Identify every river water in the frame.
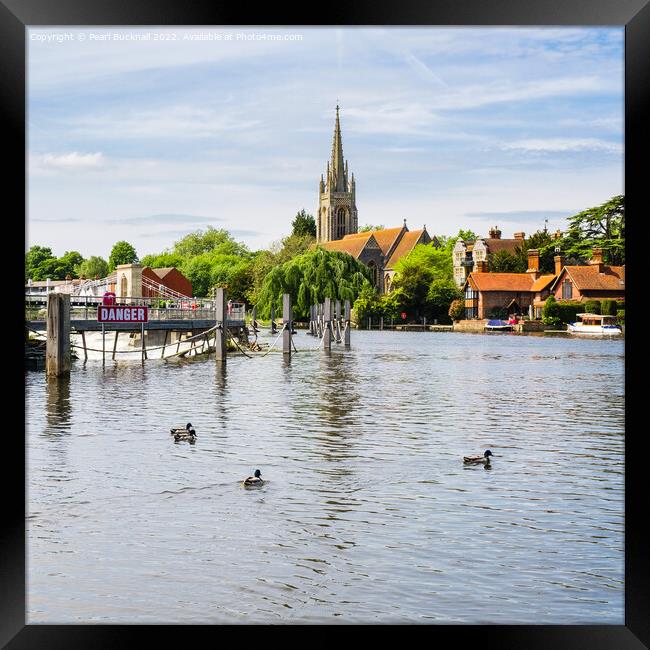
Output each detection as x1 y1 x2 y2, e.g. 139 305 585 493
26 330 625 624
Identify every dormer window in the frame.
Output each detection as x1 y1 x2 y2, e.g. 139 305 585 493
562 279 572 300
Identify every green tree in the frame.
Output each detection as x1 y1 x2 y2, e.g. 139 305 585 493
75 256 109 279
358 224 385 232
108 241 138 271
140 252 185 269
291 210 317 237
25 245 55 281
427 279 462 323
256 248 372 319
488 249 520 273
561 195 625 265
172 227 248 258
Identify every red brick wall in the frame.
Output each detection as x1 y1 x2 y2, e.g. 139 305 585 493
142 268 192 297
479 291 534 318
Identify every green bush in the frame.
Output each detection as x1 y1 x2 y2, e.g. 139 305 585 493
584 299 601 314
542 296 561 327
448 299 465 321
556 300 584 325
601 299 617 316
616 309 625 325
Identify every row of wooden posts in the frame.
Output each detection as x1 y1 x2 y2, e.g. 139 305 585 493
212 289 351 364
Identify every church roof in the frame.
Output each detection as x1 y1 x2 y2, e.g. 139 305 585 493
318 233 378 259
385 229 427 270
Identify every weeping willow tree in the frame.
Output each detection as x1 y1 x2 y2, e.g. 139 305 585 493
256 247 372 319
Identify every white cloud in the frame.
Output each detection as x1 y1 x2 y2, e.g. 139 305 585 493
36 151 105 169
502 138 622 153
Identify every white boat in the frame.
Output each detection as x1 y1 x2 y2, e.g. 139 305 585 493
567 313 622 336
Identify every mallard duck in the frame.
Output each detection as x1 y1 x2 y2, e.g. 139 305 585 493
463 450 493 465
243 469 264 486
172 424 196 443
171 422 194 435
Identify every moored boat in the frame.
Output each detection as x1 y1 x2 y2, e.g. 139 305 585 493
567 313 622 335
485 319 513 331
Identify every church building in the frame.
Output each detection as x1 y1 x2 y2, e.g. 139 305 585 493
317 106 435 293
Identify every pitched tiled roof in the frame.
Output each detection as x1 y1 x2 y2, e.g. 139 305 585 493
467 272 535 292
319 234 377 259
483 238 523 254
363 227 404 255
560 265 625 291
530 274 556 292
385 230 427 269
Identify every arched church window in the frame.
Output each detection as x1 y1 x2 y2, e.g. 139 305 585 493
367 261 378 287
336 208 346 239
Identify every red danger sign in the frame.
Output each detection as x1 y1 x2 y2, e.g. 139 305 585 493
98 305 148 323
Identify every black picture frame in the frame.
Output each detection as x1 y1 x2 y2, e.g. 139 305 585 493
6 0 646 646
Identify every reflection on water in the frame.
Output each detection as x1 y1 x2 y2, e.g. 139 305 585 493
26 331 624 623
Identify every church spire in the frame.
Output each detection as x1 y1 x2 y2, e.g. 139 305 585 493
330 105 346 192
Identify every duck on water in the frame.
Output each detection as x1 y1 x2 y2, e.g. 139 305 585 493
243 469 264 487
170 422 197 443
463 450 493 466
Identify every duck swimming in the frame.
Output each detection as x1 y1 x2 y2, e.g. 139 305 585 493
174 429 196 443
463 450 493 465
171 422 194 435
243 469 264 486
171 423 196 443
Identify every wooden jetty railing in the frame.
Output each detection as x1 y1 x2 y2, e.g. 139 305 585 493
27 290 352 378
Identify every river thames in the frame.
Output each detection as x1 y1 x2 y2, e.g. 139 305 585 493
26 330 624 623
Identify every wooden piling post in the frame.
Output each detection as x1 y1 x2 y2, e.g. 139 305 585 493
161 330 169 358
344 299 351 348
323 297 332 351
81 331 88 362
141 323 147 361
270 305 277 334
215 287 227 364
282 293 292 358
112 331 119 360
335 300 341 342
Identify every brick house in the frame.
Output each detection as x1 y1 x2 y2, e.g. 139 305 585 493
548 248 625 303
462 249 553 319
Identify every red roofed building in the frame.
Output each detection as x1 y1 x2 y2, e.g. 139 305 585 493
319 221 434 293
463 246 625 319
549 248 624 303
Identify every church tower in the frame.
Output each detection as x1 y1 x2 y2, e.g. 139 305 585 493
317 105 358 243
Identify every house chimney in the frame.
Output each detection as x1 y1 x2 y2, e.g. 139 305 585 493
514 232 526 240
554 254 565 277
488 226 501 239
590 247 604 273
475 260 488 273
527 249 540 279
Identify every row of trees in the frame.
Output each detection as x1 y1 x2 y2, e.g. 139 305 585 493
25 195 624 324
25 241 138 281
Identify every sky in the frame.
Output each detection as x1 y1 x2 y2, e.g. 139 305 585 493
27 26 624 259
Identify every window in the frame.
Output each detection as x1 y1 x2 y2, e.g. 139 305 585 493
336 208 346 239
562 279 572 300
465 286 478 319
